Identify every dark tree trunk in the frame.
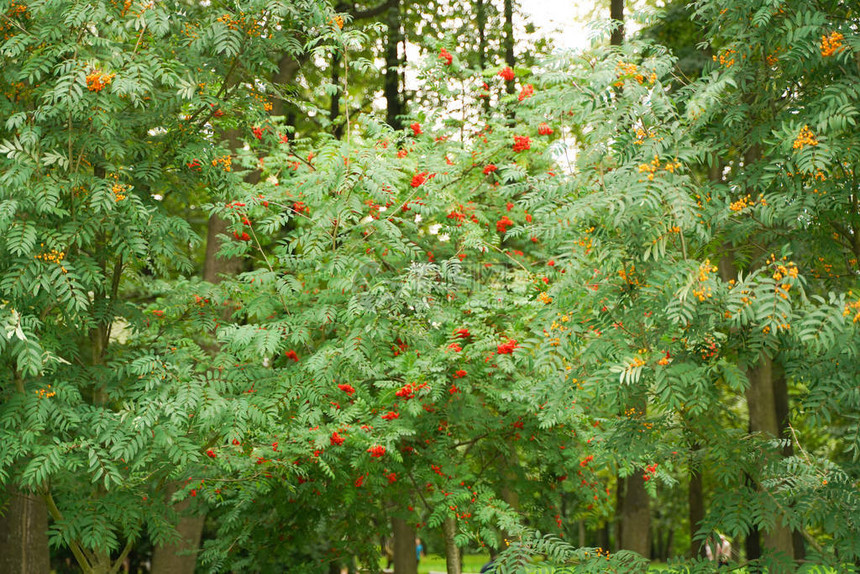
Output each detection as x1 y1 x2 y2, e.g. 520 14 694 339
0 485 50 574
614 472 623 552
610 0 624 46
476 0 487 70
689 444 704 559
619 473 651 558
384 0 404 130
442 516 461 574
597 521 610 551
330 50 343 139
270 54 302 120
745 357 795 566
392 516 417 574
502 0 515 95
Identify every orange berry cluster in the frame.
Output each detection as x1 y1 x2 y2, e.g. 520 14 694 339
793 125 818 150
614 62 654 86
329 15 344 29
712 49 737 68
618 263 641 287
86 70 115 92
211 155 232 172
844 298 860 323
35 245 66 273
820 32 845 57
35 384 56 399
216 11 262 36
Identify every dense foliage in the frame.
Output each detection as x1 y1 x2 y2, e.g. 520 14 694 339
1 0 858 572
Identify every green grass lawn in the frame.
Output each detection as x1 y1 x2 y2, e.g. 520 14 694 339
408 556 838 573
417 554 490 573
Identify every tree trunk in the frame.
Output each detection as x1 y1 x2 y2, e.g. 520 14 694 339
476 0 487 70
619 473 651 559
202 214 244 283
150 484 206 574
745 356 795 568
392 516 417 574
502 0 515 95
689 444 704 559
0 485 50 574
442 515 461 574
330 50 343 139
610 0 624 46
614 472 623 552
384 0 404 130
270 54 302 120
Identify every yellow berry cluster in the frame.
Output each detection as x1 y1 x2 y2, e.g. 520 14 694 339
211 155 232 172
820 32 845 57
544 312 572 347
638 155 681 181
614 62 655 86
693 259 717 302
793 125 818 150
730 193 765 212
35 245 67 273
633 127 662 145
35 384 56 399
574 227 594 252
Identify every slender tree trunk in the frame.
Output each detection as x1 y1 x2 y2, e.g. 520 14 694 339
442 516 461 574
618 398 651 559
614 472 623 552
270 54 302 120
745 357 795 568
476 0 487 70
689 444 704 559
610 0 624 46
202 214 244 283
392 516 417 574
619 473 651 558
502 0 515 95
0 485 50 574
384 0 404 130
330 50 343 139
